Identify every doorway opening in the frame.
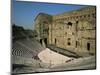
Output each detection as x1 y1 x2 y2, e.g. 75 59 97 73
76 41 78 48
40 39 42 45
44 38 47 46
55 38 56 45
87 43 90 51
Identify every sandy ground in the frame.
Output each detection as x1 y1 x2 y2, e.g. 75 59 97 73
38 48 73 65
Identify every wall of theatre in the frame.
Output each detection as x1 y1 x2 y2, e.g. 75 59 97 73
49 6 96 54
34 6 96 55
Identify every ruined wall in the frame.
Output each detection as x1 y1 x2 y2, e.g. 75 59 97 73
34 6 96 55
49 6 96 55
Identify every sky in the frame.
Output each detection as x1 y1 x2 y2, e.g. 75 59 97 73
12 0 87 30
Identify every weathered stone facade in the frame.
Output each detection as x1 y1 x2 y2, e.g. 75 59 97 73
34 6 96 56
